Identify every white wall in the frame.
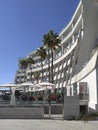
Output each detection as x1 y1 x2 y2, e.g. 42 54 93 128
80 69 97 111
76 0 98 73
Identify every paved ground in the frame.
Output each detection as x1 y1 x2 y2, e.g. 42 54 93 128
0 119 98 130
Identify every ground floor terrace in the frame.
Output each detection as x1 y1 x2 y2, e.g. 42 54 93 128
0 56 98 119
0 81 89 119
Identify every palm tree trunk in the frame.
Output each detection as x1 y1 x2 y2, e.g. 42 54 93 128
24 69 27 82
51 48 54 84
48 49 51 82
37 78 38 84
41 61 43 82
30 66 32 82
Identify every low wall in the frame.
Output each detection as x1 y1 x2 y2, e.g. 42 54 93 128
0 107 43 119
44 104 63 114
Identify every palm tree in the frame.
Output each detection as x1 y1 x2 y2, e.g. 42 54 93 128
34 71 40 84
27 56 35 82
27 57 34 65
43 30 61 83
36 46 47 81
19 57 34 82
19 58 28 82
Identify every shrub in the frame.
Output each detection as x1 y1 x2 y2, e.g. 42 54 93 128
80 112 98 121
28 96 35 101
21 93 28 101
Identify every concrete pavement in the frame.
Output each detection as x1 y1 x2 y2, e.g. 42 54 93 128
0 119 98 130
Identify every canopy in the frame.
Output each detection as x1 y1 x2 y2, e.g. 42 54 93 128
16 82 34 92
39 82 55 87
0 83 17 88
18 82 34 86
16 83 42 92
29 84 42 92
38 82 55 92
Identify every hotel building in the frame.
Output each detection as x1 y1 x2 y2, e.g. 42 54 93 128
15 0 98 113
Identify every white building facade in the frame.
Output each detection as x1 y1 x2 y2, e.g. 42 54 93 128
15 0 98 113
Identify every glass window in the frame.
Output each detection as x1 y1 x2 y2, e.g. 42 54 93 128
73 83 77 95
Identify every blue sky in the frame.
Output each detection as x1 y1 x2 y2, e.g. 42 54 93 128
0 0 80 84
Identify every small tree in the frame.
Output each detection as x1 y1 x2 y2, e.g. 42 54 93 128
27 56 34 81
34 71 40 84
19 58 28 82
19 57 34 82
36 46 47 81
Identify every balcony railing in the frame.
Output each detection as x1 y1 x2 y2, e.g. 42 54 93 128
79 94 88 100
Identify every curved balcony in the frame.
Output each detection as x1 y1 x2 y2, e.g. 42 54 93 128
15 0 83 83
28 6 82 72
59 1 82 40
28 32 80 74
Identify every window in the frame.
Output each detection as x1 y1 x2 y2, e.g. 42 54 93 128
73 83 77 95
